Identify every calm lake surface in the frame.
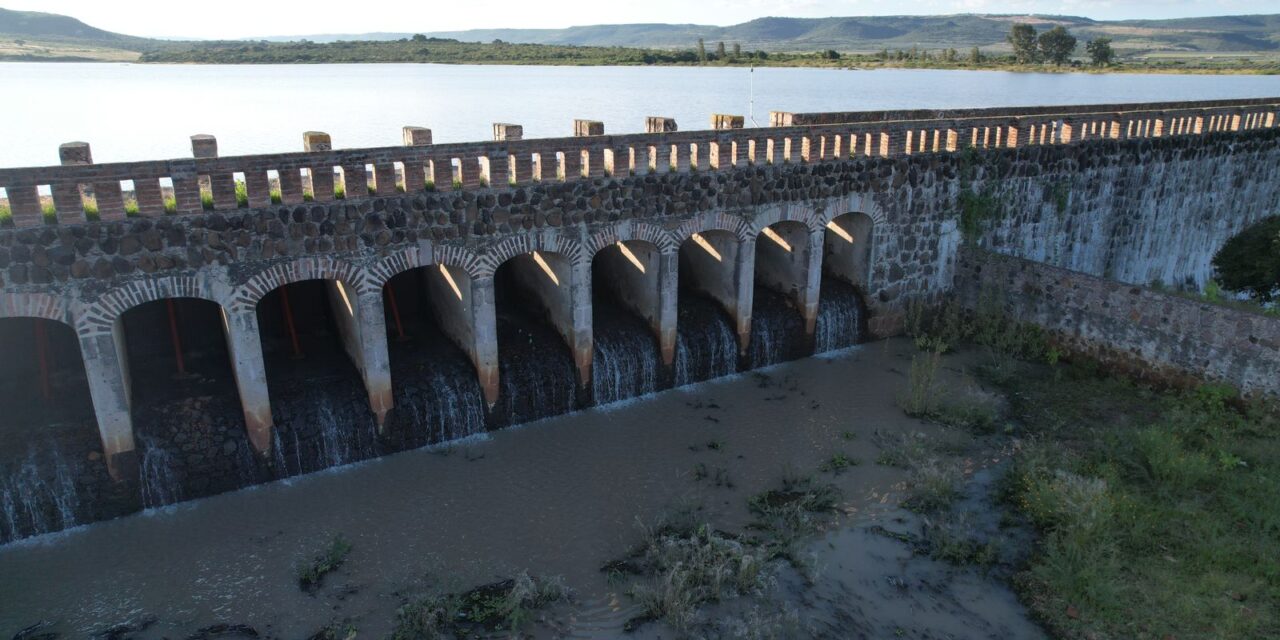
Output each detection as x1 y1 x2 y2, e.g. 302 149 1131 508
1 62 1277 168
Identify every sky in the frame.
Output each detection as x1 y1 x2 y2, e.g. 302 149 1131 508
5 0 1273 39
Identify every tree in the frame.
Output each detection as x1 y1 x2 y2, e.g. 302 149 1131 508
732 42 741 59
697 38 707 63
1038 26 1077 65
969 46 982 64
1086 37 1115 66
824 49 840 60
1008 23 1039 64
716 41 726 59
1212 215 1280 302
411 34 427 42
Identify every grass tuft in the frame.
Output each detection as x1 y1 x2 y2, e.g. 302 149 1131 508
296 534 352 591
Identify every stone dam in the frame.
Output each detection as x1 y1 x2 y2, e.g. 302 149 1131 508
0 97 1277 544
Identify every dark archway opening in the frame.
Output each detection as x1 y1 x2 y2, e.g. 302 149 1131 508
818 213 873 352
0 317 104 543
120 298 257 506
493 253 577 426
381 267 486 449
256 280 378 477
591 242 663 404
675 231 740 386
751 221 810 368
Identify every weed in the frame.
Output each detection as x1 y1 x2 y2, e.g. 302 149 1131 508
819 452 859 474
270 188 282 204
0 203 11 225
296 534 352 591
452 179 463 190
424 180 435 191
924 514 998 567
392 572 566 639
904 460 962 513
898 350 941 416
163 196 178 214
840 430 857 441
873 430 935 468
334 185 346 200
200 191 214 210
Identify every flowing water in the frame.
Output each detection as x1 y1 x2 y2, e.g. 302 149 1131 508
674 293 740 387
815 277 867 354
138 438 183 509
0 445 81 543
591 300 662 405
748 285 810 369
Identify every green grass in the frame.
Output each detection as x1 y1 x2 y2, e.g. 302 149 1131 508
200 191 214 210
296 534 352 591
162 196 177 214
819 452 860 474
234 180 248 207
998 369 1280 640
0 203 11 226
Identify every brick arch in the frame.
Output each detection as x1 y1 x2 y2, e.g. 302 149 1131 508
365 246 422 292
585 221 676 258
78 275 217 338
0 291 74 327
672 212 752 243
431 244 488 281
818 193 888 227
230 256 368 313
751 202 823 234
478 233 586 278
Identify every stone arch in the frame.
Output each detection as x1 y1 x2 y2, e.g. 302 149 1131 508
78 275 218 338
230 256 368 313
586 221 677 258
480 233 586 278
672 211 752 243
365 246 422 293
430 244 489 280
817 193 888 227
750 202 823 235
0 291 73 326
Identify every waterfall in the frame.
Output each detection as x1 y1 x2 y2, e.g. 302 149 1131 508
592 303 661 406
814 277 866 354
139 438 183 509
270 383 380 478
674 294 739 387
0 445 82 543
495 320 577 427
748 286 807 369
392 359 487 449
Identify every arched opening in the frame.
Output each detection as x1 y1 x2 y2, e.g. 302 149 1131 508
675 230 741 385
818 213 873 352
591 241 663 404
380 265 486 449
493 252 577 425
255 280 379 477
0 317 102 543
751 221 812 367
119 298 256 506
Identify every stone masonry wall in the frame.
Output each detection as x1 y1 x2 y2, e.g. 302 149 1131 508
974 128 1280 290
955 248 1280 398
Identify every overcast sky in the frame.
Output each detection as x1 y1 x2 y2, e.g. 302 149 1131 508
7 0 1272 39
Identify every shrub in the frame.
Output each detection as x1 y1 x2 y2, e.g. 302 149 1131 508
1212 215 1280 302
296 534 352 591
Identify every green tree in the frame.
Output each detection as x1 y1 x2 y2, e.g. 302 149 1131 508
824 49 841 60
716 41 726 59
1086 37 1115 66
1212 216 1280 302
1038 26 1077 65
969 46 982 64
732 42 741 59
1008 23 1039 64
697 38 706 64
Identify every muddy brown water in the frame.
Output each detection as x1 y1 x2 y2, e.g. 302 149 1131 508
0 339 1043 639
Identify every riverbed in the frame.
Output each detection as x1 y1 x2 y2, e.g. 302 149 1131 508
0 339 1042 638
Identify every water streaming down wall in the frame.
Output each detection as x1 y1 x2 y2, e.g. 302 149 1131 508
493 315 578 427
674 293 739 387
814 277 867 354
138 437 183 509
0 444 81 543
270 379 380 478
386 337 488 450
592 300 661 406
748 285 809 369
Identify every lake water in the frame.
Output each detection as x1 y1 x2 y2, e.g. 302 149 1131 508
0 62 1277 168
